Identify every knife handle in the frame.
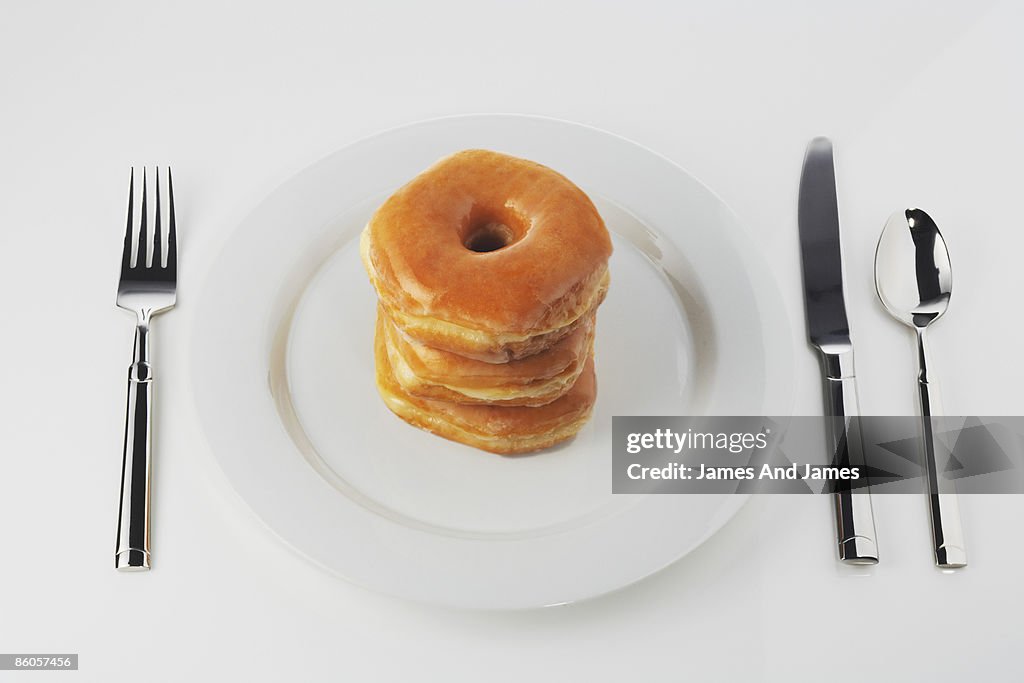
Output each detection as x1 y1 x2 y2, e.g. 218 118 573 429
821 349 879 565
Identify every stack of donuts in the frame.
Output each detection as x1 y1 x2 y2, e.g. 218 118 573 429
360 149 612 454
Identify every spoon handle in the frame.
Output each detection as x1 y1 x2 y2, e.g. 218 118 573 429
916 328 968 568
821 349 879 565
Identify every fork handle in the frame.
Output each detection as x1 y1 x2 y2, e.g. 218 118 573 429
115 320 152 571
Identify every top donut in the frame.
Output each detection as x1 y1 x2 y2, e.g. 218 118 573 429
361 149 612 363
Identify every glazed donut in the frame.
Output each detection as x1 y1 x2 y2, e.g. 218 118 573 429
374 314 596 455
380 305 594 407
361 149 612 362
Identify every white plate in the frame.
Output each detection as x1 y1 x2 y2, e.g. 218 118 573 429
191 115 794 609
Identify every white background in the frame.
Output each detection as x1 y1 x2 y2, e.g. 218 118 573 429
2 1 1023 680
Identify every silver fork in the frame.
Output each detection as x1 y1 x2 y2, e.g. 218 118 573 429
115 167 177 571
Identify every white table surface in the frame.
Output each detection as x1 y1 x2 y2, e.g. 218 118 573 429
2 1 1023 680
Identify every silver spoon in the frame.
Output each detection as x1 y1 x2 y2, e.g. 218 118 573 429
874 208 966 568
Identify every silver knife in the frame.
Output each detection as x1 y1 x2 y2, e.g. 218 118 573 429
797 137 879 565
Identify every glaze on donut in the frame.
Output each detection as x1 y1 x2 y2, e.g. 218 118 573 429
361 149 612 362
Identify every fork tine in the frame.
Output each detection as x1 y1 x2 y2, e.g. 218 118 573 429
153 167 163 269
137 168 148 268
121 168 135 273
166 167 177 274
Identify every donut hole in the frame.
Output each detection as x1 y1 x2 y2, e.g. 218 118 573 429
464 222 515 253
460 205 530 253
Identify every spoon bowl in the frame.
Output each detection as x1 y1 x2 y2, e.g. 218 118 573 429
874 208 952 329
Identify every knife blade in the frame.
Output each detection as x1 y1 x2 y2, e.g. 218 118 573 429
799 138 851 350
797 136 879 565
